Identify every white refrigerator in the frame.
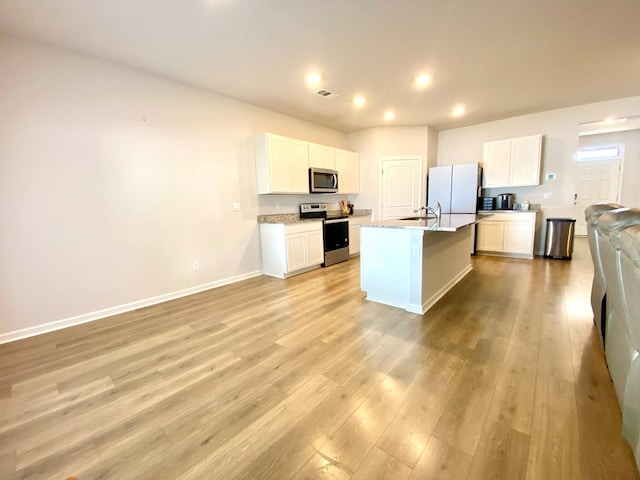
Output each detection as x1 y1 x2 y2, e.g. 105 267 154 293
427 162 481 214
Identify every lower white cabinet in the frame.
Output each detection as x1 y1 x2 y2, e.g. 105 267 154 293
476 220 505 252
348 215 371 255
260 222 324 278
476 212 537 258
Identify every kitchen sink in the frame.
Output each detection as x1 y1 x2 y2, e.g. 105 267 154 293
398 215 437 220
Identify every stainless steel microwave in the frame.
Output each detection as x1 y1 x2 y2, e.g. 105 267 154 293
309 167 338 193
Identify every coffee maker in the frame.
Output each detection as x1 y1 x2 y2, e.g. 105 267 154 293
497 193 515 210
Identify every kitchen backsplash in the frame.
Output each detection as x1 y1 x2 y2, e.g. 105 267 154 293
258 194 355 215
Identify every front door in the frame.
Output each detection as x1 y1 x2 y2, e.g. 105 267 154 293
574 159 621 235
380 157 423 220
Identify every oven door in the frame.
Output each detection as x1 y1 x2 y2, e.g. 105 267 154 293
323 218 349 266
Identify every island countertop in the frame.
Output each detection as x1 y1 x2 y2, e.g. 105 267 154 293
359 213 492 232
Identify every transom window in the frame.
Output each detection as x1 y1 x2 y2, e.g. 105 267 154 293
576 144 623 162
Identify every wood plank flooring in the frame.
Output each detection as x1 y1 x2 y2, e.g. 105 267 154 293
1 238 639 479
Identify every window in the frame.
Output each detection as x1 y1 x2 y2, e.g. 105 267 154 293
576 145 623 162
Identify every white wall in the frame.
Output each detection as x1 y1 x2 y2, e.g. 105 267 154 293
347 126 435 220
437 96 640 252
0 37 347 340
5 36 639 341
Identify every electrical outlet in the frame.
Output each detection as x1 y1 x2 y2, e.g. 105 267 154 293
232 202 241 212
192 260 200 271
411 244 420 256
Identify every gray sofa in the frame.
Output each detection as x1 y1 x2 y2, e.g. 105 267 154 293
619 223 640 466
585 203 623 344
586 204 640 469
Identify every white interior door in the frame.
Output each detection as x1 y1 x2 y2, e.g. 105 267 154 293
574 159 621 235
380 157 422 220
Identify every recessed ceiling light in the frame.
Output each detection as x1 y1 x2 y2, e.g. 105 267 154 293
452 105 465 117
415 74 432 88
353 96 366 107
384 111 395 121
306 72 322 87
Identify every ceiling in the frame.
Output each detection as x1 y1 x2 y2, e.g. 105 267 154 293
579 115 640 136
1 0 639 133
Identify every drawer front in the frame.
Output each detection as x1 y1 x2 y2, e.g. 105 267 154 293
284 221 322 235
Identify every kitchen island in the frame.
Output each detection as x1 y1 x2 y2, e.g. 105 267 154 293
359 214 490 314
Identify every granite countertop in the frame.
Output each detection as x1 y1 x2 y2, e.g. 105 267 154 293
360 213 492 232
478 209 540 213
257 209 372 224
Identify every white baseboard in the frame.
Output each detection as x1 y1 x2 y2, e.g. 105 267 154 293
0 270 263 345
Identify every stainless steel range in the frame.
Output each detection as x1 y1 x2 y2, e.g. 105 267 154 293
299 203 349 267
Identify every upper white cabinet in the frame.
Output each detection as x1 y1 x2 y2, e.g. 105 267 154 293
255 133 309 194
483 134 542 188
335 148 360 194
510 135 543 186
482 140 511 187
255 133 360 195
308 143 336 169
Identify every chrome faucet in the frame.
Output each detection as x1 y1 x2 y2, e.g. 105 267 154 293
414 201 442 221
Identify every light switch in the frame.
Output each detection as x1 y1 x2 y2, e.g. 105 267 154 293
232 202 241 212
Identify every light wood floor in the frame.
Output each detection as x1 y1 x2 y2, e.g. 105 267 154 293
1 238 639 480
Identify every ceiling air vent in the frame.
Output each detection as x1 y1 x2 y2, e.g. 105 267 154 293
314 88 338 99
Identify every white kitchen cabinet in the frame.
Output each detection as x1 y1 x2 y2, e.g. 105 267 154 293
503 220 535 254
348 215 371 255
482 140 511 188
255 133 309 194
476 212 537 258
510 135 543 186
284 232 308 272
476 220 505 252
483 134 542 188
308 143 336 169
335 148 360 194
256 133 360 194
260 222 324 278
